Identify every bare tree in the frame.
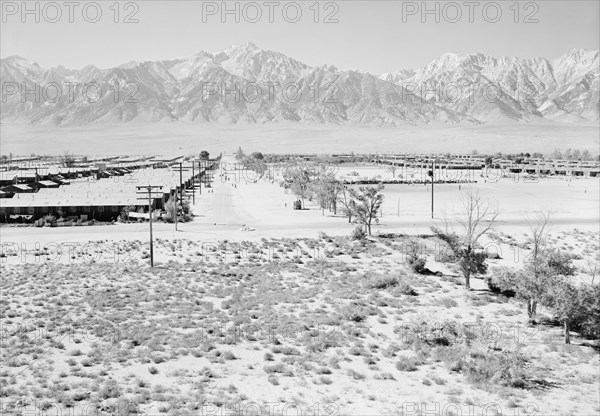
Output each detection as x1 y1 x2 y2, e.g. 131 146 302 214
387 164 398 178
313 178 329 216
434 190 498 289
581 149 592 161
120 205 135 223
284 161 318 209
550 149 563 160
456 190 498 289
564 148 573 160
339 186 356 223
312 173 343 215
324 174 344 214
544 276 584 344
522 212 552 319
488 213 578 331
61 151 76 167
586 260 599 285
349 185 385 236
164 198 179 223
328 179 343 215
234 147 245 160
242 155 267 178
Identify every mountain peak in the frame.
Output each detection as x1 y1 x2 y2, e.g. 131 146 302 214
4 55 26 61
224 41 260 53
81 63 100 71
118 60 139 69
557 48 599 63
242 41 259 50
2 47 598 126
2 55 40 67
563 48 596 56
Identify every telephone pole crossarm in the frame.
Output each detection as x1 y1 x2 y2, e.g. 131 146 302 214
171 162 192 230
136 185 164 267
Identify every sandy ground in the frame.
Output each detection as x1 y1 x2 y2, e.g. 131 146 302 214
1 225 599 415
1 158 599 416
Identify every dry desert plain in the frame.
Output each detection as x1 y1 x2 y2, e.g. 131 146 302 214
1 157 600 416
2 121 599 156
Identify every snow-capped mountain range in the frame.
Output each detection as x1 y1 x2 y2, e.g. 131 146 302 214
1 42 598 126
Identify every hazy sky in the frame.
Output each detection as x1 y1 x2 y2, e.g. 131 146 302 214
1 0 598 73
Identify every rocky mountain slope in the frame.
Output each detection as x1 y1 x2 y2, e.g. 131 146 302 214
1 43 597 126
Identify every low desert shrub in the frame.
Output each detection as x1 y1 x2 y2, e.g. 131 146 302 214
409 257 427 274
366 274 398 289
405 240 427 274
485 269 517 297
340 302 368 322
555 283 600 341
351 226 366 241
347 369 365 380
462 348 529 389
99 379 121 399
320 376 333 385
395 356 420 372
393 280 418 296
264 363 286 374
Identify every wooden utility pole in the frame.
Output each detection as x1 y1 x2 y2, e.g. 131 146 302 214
198 159 204 195
136 185 163 267
430 159 435 219
172 162 191 231
179 163 183 207
198 160 202 195
196 157 216 195
191 162 195 204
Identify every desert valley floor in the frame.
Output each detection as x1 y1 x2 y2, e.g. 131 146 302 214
2 122 599 156
1 154 599 416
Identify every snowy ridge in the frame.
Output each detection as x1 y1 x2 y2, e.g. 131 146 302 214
1 44 598 126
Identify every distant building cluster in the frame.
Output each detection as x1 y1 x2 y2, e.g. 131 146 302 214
0 155 216 223
265 152 600 177
372 153 600 177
